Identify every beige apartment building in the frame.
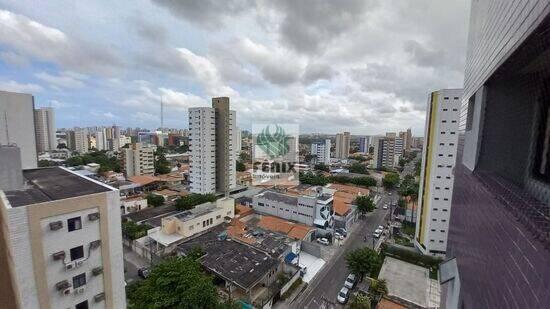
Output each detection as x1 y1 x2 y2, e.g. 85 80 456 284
335 132 350 159
0 165 126 309
120 143 155 177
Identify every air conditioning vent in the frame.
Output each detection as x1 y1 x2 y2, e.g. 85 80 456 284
52 251 65 261
55 280 71 291
90 240 101 249
62 288 72 296
88 212 100 221
74 287 85 295
75 260 84 268
94 292 105 302
49 221 63 231
92 266 103 276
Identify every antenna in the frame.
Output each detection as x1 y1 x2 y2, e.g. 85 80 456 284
160 96 164 132
4 111 10 144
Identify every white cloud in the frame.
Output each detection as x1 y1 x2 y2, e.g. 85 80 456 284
34 71 86 88
0 80 43 93
0 51 29 66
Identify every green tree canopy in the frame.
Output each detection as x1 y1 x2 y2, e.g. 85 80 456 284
65 150 121 173
174 193 217 210
349 162 369 174
355 195 375 214
382 173 400 189
154 148 171 175
349 293 371 309
314 163 330 172
127 257 237 309
346 247 382 280
236 161 246 172
121 221 151 240
147 193 165 207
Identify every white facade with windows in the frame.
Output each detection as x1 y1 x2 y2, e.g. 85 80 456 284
34 107 56 153
414 89 462 256
120 143 155 177
311 139 331 164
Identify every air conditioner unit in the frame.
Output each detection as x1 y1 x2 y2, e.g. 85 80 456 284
74 287 85 295
49 221 63 231
55 280 71 291
90 240 101 249
94 292 105 302
92 266 103 276
88 212 100 221
62 288 72 296
52 251 65 261
75 260 84 268
65 262 75 271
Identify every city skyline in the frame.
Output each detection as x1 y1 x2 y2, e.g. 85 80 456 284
0 1 468 136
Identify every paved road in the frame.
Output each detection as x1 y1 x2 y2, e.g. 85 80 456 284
290 191 394 308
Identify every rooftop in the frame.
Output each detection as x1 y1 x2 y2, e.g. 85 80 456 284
3 167 111 207
257 215 313 240
123 204 177 223
178 226 279 291
172 202 216 222
128 175 161 186
256 190 298 205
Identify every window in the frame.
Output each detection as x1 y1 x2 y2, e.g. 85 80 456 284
439 240 444 243
444 97 449 100
67 217 82 232
73 273 86 288
216 215 221 219
75 300 89 309
453 97 459 100
442 120 447 123
441 230 446 232
258 202 264 207
70 246 84 261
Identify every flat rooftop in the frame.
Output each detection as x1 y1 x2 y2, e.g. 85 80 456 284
173 202 216 222
257 191 298 205
178 226 279 291
3 167 111 207
123 204 177 224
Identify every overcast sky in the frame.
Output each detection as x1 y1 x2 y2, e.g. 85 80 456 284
0 0 470 136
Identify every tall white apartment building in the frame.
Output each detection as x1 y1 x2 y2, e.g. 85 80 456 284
372 136 403 169
34 107 56 153
311 139 331 164
235 127 242 155
335 132 350 159
414 89 462 256
120 143 155 177
189 97 236 194
0 165 126 309
67 128 89 154
96 129 107 151
0 90 38 169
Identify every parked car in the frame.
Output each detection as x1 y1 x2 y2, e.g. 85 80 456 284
378 225 384 230
337 287 350 304
137 267 150 279
373 230 382 238
316 238 330 246
336 228 347 237
334 232 345 240
383 204 389 209
344 274 356 289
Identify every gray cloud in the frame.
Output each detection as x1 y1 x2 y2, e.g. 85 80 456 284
302 62 337 84
403 40 446 68
130 15 168 44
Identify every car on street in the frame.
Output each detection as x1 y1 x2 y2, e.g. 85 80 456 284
334 232 345 240
137 267 150 279
373 230 382 238
336 228 347 237
316 238 330 246
337 287 350 304
383 204 389 209
378 225 384 230
388 192 392 195
344 274 356 289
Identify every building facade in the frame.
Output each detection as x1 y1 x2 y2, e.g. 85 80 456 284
372 136 403 169
358 136 372 153
67 128 89 154
34 107 56 153
311 139 331 164
189 97 236 194
0 167 126 309
0 90 38 169
414 89 462 256
120 143 155 177
334 132 350 159
444 1 550 307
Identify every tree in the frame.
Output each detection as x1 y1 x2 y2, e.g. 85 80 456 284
355 195 375 215
147 193 165 207
369 279 388 300
236 161 246 172
314 163 330 172
155 148 171 175
346 247 382 281
121 221 151 240
127 257 234 309
238 151 251 162
349 293 371 309
38 159 56 167
174 193 217 210
299 172 330 186
382 173 400 189
349 162 369 174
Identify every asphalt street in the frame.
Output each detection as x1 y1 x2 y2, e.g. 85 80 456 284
290 191 395 308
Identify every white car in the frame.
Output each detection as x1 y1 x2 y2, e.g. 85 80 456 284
316 238 330 246
378 225 384 230
383 205 389 209
344 274 356 289
337 287 350 304
373 230 382 238
334 232 345 240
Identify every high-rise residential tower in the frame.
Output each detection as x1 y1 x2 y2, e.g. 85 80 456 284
189 97 236 194
311 139 331 164
34 107 56 153
414 89 461 256
372 135 403 169
334 132 350 159
0 90 38 169
67 128 89 154
0 164 126 309
120 143 155 177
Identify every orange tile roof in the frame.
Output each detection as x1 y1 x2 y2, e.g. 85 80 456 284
376 298 407 309
258 216 313 240
236 204 254 217
128 175 160 186
333 196 352 216
328 183 370 196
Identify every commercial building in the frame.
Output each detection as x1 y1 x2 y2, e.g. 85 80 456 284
252 190 334 229
120 143 155 177
0 90 38 169
189 97 237 194
443 2 550 308
34 107 56 153
0 165 126 309
334 132 350 159
67 128 89 154
414 89 461 256
310 139 331 164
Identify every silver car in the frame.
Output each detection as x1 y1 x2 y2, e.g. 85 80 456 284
337 286 350 304
344 274 356 289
